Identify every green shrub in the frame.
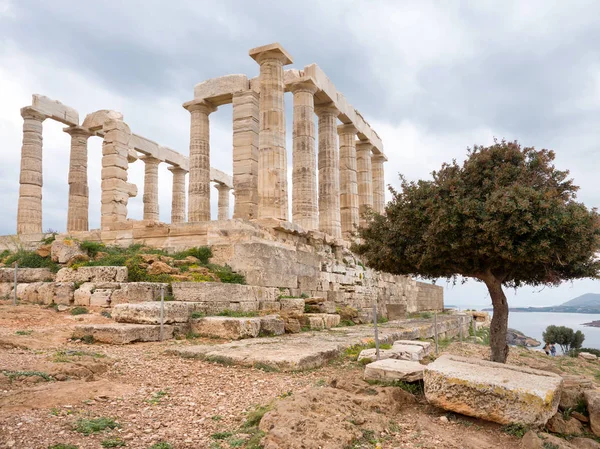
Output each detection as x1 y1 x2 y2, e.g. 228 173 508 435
81 335 95 344
243 404 273 429
4 250 60 272
568 347 600 358
79 241 107 258
207 264 245 284
217 309 258 318
42 233 57 245
148 444 172 449
48 445 78 449
176 247 212 265
0 249 11 261
543 325 585 354
191 311 205 319
15 330 33 335
501 423 529 438
211 432 233 440
73 417 119 435
344 342 392 361
3 370 54 382
101 438 126 448
71 306 88 316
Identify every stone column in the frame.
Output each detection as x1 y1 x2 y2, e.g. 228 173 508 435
141 156 160 221
372 153 387 214
215 183 232 220
338 124 359 239
168 166 187 224
356 141 374 226
232 90 259 220
65 126 92 232
315 103 342 239
249 43 293 221
17 107 46 235
289 77 319 231
101 119 137 230
183 99 217 222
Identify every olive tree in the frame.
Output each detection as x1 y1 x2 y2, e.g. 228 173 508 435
354 140 600 363
543 325 585 354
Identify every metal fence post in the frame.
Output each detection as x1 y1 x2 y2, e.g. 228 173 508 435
434 312 439 355
160 285 165 341
373 303 380 361
13 263 18 306
459 315 463 343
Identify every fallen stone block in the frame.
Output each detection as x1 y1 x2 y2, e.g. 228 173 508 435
546 412 583 435
0 268 56 283
90 289 113 307
190 316 261 339
364 359 424 382
112 302 194 324
391 342 426 361
110 282 167 305
259 315 286 336
258 300 281 311
51 239 87 264
72 323 173 344
56 266 128 283
172 282 278 303
424 355 562 426
322 314 341 328
585 390 600 436
393 340 432 355
357 348 395 363
280 297 305 313
579 352 598 361
560 375 594 410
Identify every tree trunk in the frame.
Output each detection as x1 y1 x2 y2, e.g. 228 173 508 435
485 278 510 363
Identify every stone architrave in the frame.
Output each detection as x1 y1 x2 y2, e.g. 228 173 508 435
232 90 259 220
372 153 386 214
338 124 359 239
289 77 319 231
17 107 46 235
65 126 92 232
356 141 374 227
315 103 342 239
168 166 187 223
215 183 232 220
183 99 217 222
100 119 137 229
141 155 160 221
249 43 294 221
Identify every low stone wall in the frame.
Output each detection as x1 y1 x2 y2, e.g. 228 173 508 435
410 282 444 313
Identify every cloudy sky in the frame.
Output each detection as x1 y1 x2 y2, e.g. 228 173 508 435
1 0 599 308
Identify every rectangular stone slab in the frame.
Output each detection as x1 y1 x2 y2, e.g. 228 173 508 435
424 354 562 426
364 359 424 382
112 302 195 324
72 323 173 344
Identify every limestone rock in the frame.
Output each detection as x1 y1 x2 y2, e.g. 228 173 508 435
36 244 51 258
259 315 285 336
90 289 113 307
284 318 301 334
571 437 600 448
520 431 542 449
546 413 583 435
424 354 562 426
259 300 281 311
72 323 173 344
172 282 277 303
191 316 261 339
50 239 87 264
357 348 395 363
391 341 427 361
110 282 167 305
0 268 55 283
280 297 305 313
579 352 598 361
112 302 194 324
585 390 600 436
56 266 128 283
0 282 12 299
560 375 593 410
364 359 424 382
146 261 178 275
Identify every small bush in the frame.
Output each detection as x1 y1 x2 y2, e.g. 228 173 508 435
79 241 106 258
501 423 529 438
207 264 245 284
211 432 233 440
15 330 33 336
217 309 258 318
73 417 119 435
3 370 54 382
5 250 60 272
81 335 95 344
42 233 57 245
71 306 88 316
148 443 172 449
344 342 392 361
101 438 126 448
191 311 205 319
176 247 212 265
48 445 78 449
101 311 112 319
569 347 600 358
243 404 273 429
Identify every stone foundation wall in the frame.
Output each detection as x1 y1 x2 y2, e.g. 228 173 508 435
410 282 444 313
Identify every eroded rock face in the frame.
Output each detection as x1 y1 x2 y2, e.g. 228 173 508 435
259 315 285 336
56 266 128 283
190 316 261 339
424 355 562 426
546 413 583 435
585 390 600 436
50 239 87 265
560 375 593 410
0 268 55 283
364 359 424 382
72 323 173 344
112 302 194 324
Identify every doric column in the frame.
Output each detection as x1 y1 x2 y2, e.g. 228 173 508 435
65 126 92 232
17 107 46 235
356 141 374 226
338 124 359 239
168 166 187 224
289 77 319 231
141 156 160 221
215 183 232 220
232 90 259 220
249 43 294 221
100 119 137 230
183 99 217 222
372 153 387 214
315 103 342 239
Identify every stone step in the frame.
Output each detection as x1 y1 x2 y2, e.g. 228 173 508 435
364 359 424 382
112 302 196 324
424 354 562 426
191 316 261 339
72 323 173 344
300 313 340 330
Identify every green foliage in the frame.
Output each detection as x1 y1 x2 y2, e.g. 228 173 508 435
207 264 246 284
501 423 529 438
191 311 205 319
15 330 33 335
568 347 600 358
338 319 356 327
48 445 78 449
81 335 95 344
344 342 393 361
216 309 258 318
79 241 106 258
73 417 119 435
3 370 54 382
377 316 389 324
243 404 273 429
4 249 60 272
543 325 585 354
211 432 233 440
0 249 11 261
101 438 126 448
146 390 168 405
148 443 172 449
70 306 88 315
542 443 559 449
42 233 57 245
175 246 212 265
101 311 112 319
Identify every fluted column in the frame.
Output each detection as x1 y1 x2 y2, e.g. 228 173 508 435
290 77 319 231
356 142 374 226
338 124 359 239
315 103 342 239
183 100 217 222
141 156 160 221
232 90 259 220
168 166 187 223
372 153 387 214
17 107 46 235
249 43 293 221
215 183 232 220
64 126 92 232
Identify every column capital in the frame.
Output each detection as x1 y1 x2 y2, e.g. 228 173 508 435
63 125 93 138
214 182 232 192
168 165 188 175
249 42 293 65
314 102 339 118
356 141 374 153
372 152 388 162
288 76 319 95
337 123 358 136
140 155 161 166
182 99 217 114
20 107 46 122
